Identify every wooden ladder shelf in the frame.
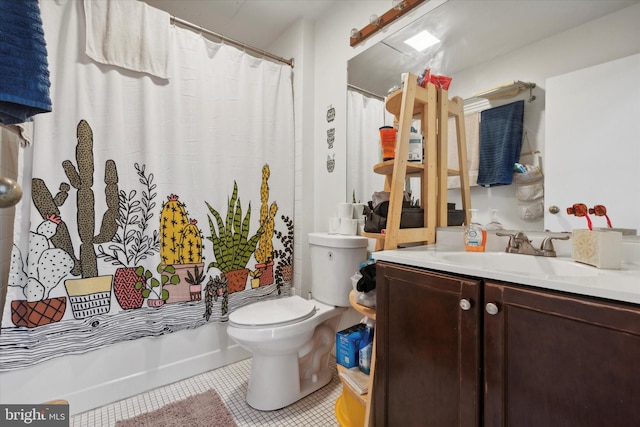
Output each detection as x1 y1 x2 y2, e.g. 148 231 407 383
362 72 472 250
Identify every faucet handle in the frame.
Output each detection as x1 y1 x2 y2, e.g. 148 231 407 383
496 232 519 252
540 235 570 257
513 231 530 242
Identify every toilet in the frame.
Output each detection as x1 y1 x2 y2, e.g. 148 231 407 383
227 232 368 410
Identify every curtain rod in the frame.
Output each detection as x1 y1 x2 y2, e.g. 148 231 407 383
347 84 385 101
170 16 294 68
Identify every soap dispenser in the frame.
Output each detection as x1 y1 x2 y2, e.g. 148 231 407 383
464 209 487 252
486 209 504 230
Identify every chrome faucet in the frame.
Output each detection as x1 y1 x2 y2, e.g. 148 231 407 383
496 232 569 257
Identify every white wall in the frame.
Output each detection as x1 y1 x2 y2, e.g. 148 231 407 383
544 53 640 232
270 19 316 299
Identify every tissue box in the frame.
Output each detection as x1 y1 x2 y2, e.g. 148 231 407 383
336 323 368 368
571 229 622 269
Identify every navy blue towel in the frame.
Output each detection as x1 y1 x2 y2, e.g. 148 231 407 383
477 100 524 187
0 0 52 125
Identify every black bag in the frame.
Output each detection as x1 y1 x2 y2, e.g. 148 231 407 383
364 201 388 233
364 200 425 232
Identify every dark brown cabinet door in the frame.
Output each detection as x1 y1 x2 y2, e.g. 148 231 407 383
375 262 481 427
484 281 640 427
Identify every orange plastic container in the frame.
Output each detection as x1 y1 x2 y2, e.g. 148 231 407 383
379 126 396 161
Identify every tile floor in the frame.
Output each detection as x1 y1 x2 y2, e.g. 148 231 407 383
70 356 342 427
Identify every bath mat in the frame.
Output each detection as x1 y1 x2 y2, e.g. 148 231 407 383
115 389 238 427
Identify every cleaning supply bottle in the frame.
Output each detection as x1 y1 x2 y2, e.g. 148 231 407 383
464 209 487 252
408 127 423 162
359 317 375 375
485 209 504 230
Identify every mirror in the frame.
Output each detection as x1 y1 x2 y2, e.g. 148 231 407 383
347 0 640 232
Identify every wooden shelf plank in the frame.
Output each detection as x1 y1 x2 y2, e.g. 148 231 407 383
361 231 385 240
373 159 424 176
385 84 431 116
336 364 369 406
361 227 434 245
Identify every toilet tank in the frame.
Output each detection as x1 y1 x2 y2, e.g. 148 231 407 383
308 233 368 307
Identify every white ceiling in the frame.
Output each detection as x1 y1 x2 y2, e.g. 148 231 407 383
142 0 639 97
349 0 640 96
142 0 338 50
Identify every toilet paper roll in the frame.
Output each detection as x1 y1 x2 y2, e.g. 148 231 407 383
339 218 358 236
337 203 353 219
328 217 341 234
352 203 366 219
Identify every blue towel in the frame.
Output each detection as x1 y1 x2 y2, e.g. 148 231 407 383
0 0 52 125
477 100 524 187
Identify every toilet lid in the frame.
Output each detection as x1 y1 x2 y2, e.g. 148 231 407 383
229 296 317 328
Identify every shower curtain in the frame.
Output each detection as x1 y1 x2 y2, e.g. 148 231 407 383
0 0 294 371
346 90 392 205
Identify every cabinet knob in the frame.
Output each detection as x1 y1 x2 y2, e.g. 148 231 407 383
459 299 472 311
485 302 500 315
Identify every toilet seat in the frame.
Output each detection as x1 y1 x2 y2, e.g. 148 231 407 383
229 296 317 328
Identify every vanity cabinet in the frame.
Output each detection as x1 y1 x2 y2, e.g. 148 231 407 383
375 261 640 427
374 262 482 426
483 280 640 426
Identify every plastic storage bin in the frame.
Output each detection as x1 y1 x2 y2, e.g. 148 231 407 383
335 387 365 427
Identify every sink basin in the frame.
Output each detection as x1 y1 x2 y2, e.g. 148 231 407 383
438 252 600 277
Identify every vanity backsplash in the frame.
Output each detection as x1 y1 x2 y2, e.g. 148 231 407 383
434 227 640 265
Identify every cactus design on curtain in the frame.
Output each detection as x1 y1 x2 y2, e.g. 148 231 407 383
205 181 262 295
27 120 120 319
159 195 205 304
31 120 120 279
254 164 277 287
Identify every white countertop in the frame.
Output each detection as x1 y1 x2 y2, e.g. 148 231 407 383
372 245 640 305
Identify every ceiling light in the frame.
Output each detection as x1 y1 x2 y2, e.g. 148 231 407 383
404 30 440 52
